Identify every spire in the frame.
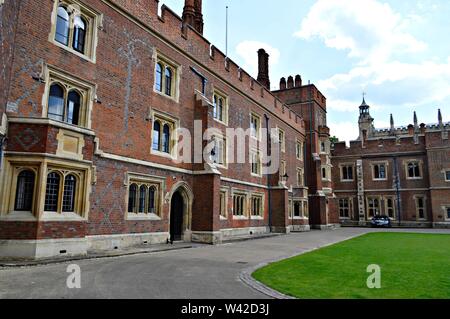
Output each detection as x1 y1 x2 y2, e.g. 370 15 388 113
414 111 418 128
390 114 395 131
359 94 370 116
438 109 443 126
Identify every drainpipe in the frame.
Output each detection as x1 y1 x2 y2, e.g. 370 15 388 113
264 114 272 232
393 156 402 225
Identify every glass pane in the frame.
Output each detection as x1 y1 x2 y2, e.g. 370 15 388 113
14 170 35 211
67 91 81 125
55 7 69 45
72 16 86 53
152 121 161 151
44 172 60 212
165 67 172 96
48 84 65 121
155 63 162 92
163 124 170 153
148 187 156 214
128 184 137 213
62 175 77 212
138 186 146 213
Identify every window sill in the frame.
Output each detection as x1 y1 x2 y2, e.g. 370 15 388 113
341 179 354 183
233 215 248 220
41 212 86 222
0 211 37 221
151 150 177 160
213 118 229 126
373 178 388 181
406 177 423 180
250 216 264 220
127 213 161 221
251 173 262 178
220 216 228 221
50 39 95 63
153 89 179 103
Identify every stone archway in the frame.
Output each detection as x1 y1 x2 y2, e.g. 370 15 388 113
167 182 194 242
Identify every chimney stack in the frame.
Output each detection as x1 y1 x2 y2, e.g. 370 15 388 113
287 76 294 89
279 78 286 90
295 75 302 87
182 0 204 34
257 49 270 90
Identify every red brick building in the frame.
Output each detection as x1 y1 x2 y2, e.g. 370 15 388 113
332 99 450 228
0 0 337 259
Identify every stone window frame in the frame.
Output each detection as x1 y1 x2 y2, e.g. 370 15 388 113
290 198 309 220
338 197 352 220
211 89 229 126
0 157 92 222
277 127 286 153
414 195 428 221
250 149 262 177
153 52 181 103
384 196 396 220
366 196 382 218
296 167 304 187
250 112 262 141
370 161 389 181
321 164 332 182
279 160 287 181
150 109 180 160
250 193 264 219
209 133 228 169
125 172 165 221
219 187 229 220
42 64 96 129
6 165 40 219
404 159 423 180
443 205 450 221
443 169 450 182
295 139 304 161
339 163 355 182
232 190 249 219
48 0 102 63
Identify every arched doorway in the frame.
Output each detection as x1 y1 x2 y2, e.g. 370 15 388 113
170 191 184 242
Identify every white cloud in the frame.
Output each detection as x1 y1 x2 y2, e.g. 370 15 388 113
294 0 450 142
295 0 427 65
329 122 359 143
235 41 280 78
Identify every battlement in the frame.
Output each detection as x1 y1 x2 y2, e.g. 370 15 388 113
106 0 305 133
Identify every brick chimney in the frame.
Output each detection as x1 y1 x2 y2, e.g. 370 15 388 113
287 76 294 89
280 77 286 90
182 0 204 34
257 49 270 90
295 75 302 87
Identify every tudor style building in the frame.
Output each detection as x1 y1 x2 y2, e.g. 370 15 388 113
332 99 450 228
0 0 338 259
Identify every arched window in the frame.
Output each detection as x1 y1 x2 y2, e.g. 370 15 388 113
148 186 156 214
63 175 77 212
155 63 163 92
165 67 172 96
138 185 147 213
128 184 138 213
67 90 81 125
162 124 170 153
55 6 70 45
72 16 86 53
48 84 65 121
152 121 161 151
44 172 61 212
14 170 35 212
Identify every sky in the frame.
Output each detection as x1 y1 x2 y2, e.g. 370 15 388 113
159 0 450 142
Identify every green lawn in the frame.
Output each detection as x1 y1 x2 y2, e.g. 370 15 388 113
252 233 450 299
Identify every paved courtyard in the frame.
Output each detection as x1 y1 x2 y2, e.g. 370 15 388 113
1 228 449 299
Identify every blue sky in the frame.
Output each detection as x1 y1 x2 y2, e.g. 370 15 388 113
159 0 450 142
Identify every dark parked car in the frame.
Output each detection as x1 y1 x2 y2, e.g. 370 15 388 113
370 215 392 228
